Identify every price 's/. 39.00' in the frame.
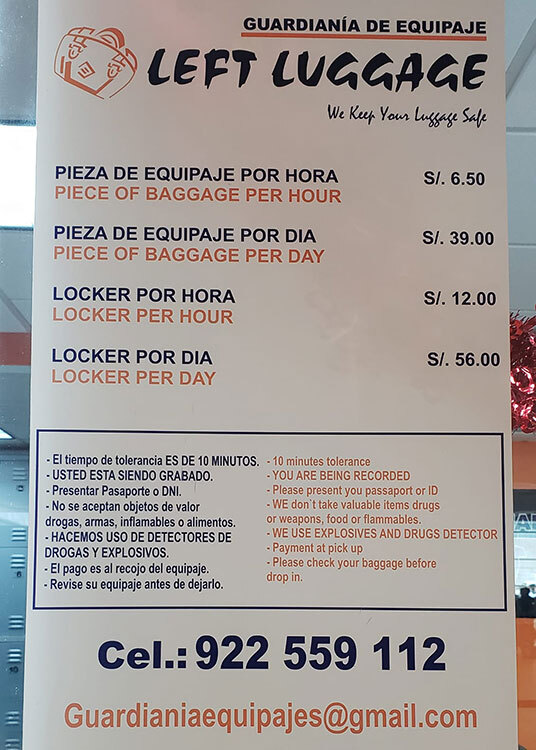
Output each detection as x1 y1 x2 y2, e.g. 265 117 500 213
422 231 495 246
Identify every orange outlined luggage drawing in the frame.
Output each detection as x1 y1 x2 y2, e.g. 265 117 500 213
54 27 137 98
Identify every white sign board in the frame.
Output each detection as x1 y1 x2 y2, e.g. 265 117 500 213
25 1 516 747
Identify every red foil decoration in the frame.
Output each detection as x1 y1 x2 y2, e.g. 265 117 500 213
511 312 536 433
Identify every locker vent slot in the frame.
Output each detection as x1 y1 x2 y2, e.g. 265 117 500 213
7 617 24 631
9 556 25 571
7 650 23 665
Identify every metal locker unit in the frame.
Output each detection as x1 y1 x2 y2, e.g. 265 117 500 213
0 454 28 750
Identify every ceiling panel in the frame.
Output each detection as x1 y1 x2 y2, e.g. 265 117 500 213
507 51 536 129
0 0 37 123
0 228 32 304
509 245 536 314
507 134 536 245
506 0 536 68
0 304 28 333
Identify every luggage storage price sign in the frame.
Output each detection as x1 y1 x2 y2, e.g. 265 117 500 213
25 1 517 748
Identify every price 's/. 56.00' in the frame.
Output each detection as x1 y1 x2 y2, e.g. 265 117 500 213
427 352 501 367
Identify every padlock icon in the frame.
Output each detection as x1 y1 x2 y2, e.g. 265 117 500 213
54 26 137 99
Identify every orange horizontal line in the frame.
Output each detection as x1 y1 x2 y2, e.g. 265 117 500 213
241 32 487 41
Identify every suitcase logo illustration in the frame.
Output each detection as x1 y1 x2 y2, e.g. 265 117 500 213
54 26 137 99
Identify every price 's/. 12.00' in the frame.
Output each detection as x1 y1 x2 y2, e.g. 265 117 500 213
423 291 497 306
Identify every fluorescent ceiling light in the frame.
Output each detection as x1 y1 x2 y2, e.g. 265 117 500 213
0 124 36 227
0 428 13 440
